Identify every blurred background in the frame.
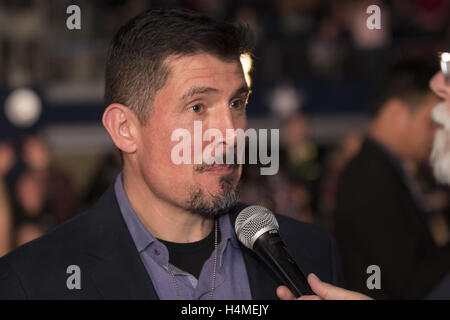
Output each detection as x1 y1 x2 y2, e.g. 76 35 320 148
1 0 450 297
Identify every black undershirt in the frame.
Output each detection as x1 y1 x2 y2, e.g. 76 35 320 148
157 223 221 279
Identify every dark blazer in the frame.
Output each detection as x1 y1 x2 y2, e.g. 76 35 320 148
334 137 450 299
0 184 344 299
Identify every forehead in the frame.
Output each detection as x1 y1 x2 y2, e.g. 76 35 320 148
164 53 246 94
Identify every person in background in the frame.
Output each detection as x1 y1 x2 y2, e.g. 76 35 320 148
82 149 122 209
0 141 16 178
280 113 322 184
334 61 450 299
279 113 322 217
12 169 53 246
0 141 15 257
239 163 275 211
320 131 363 228
21 135 78 224
272 174 314 224
15 222 46 248
0 179 12 257
425 53 450 298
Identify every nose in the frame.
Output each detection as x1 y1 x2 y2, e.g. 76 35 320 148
430 71 450 100
209 106 242 148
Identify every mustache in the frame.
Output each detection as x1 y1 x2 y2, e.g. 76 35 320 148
194 146 241 173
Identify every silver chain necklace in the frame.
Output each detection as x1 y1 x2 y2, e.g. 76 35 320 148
168 218 219 300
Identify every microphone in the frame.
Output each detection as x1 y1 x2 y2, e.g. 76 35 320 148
235 205 314 297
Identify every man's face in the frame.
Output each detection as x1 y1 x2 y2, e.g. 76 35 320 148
429 71 450 184
403 92 439 161
134 53 249 217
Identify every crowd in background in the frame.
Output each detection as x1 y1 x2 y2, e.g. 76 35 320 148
1 0 450 298
0 0 449 91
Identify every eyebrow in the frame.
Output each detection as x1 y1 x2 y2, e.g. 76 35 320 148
180 84 250 102
180 86 219 102
232 85 251 98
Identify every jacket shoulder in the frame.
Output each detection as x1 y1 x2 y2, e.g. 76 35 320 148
276 213 330 242
0 186 119 299
0 209 96 299
276 214 344 286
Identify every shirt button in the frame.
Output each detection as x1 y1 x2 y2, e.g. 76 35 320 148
154 248 160 256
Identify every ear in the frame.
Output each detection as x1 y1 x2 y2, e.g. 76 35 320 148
102 104 138 154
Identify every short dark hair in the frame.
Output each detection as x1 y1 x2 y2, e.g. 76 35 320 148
370 61 436 118
104 8 255 124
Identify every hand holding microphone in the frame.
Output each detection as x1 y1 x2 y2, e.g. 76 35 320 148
277 273 372 300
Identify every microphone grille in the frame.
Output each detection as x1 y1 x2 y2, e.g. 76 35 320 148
234 205 279 249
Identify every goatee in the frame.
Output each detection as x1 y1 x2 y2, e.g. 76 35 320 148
185 176 240 218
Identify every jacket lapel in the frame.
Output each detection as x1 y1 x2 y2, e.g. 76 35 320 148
239 245 281 299
82 186 158 299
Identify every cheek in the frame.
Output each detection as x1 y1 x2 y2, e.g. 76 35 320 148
141 129 189 177
138 117 195 196
412 121 434 154
236 116 247 131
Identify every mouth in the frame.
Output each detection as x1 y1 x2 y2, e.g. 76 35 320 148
205 164 236 173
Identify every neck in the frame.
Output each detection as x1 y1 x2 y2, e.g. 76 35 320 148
122 167 214 243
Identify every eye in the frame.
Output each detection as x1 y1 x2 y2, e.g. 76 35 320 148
230 99 245 110
189 104 203 113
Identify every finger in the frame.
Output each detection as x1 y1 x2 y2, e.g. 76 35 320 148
298 295 322 300
308 273 348 300
308 273 369 300
276 285 296 300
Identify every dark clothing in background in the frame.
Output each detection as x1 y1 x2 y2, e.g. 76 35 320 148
46 168 79 224
334 137 450 299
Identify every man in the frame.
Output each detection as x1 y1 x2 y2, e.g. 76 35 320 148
334 62 450 299
0 8 355 300
421 55 450 299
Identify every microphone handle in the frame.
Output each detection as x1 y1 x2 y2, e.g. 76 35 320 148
253 230 314 297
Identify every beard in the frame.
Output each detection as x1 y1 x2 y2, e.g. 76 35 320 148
430 102 450 185
184 146 241 218
185 175 240 218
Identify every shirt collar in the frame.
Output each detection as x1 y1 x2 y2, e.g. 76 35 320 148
114 172 156 252
114 172 240 252
218 210 240 250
